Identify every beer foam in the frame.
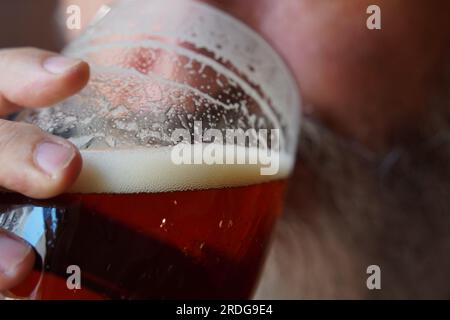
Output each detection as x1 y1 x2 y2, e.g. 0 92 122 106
69 145 293 194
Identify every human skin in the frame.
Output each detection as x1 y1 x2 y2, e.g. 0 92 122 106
1 0 449 297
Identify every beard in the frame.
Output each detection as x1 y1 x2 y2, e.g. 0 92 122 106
255 69 450 299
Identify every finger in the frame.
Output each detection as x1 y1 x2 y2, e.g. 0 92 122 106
0 230 35 292
0 119 82 199
0 47 89 115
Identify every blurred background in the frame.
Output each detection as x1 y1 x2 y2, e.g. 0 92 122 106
0 0 109 50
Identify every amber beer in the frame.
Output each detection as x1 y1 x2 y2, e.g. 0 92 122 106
1 146 291 299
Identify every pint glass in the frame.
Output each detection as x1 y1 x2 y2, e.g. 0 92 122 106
0 0 300 299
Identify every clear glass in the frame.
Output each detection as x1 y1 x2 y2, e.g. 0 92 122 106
1 0 300 299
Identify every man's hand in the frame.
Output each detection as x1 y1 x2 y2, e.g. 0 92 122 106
0 47 89 292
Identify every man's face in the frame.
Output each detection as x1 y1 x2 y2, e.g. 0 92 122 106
61 0 450 149
8 0 450 298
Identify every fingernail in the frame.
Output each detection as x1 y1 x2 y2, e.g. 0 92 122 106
43 55 82 74
0 233 31 277
34 141 75 177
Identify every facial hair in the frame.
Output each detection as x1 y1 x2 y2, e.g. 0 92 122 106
255 68 450 299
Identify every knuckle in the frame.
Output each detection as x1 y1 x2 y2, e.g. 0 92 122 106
0 47 42 70
0 120 20 152
0 121 41 152
0 121 43 196
0 47 36 57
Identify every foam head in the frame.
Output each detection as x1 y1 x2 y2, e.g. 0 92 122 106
70 145 293 194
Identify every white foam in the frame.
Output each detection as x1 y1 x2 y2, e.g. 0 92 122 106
69 145 293 194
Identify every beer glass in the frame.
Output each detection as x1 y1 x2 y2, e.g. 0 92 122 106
0 0 300 299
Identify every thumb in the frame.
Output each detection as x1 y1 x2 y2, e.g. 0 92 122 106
0 120 82 199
